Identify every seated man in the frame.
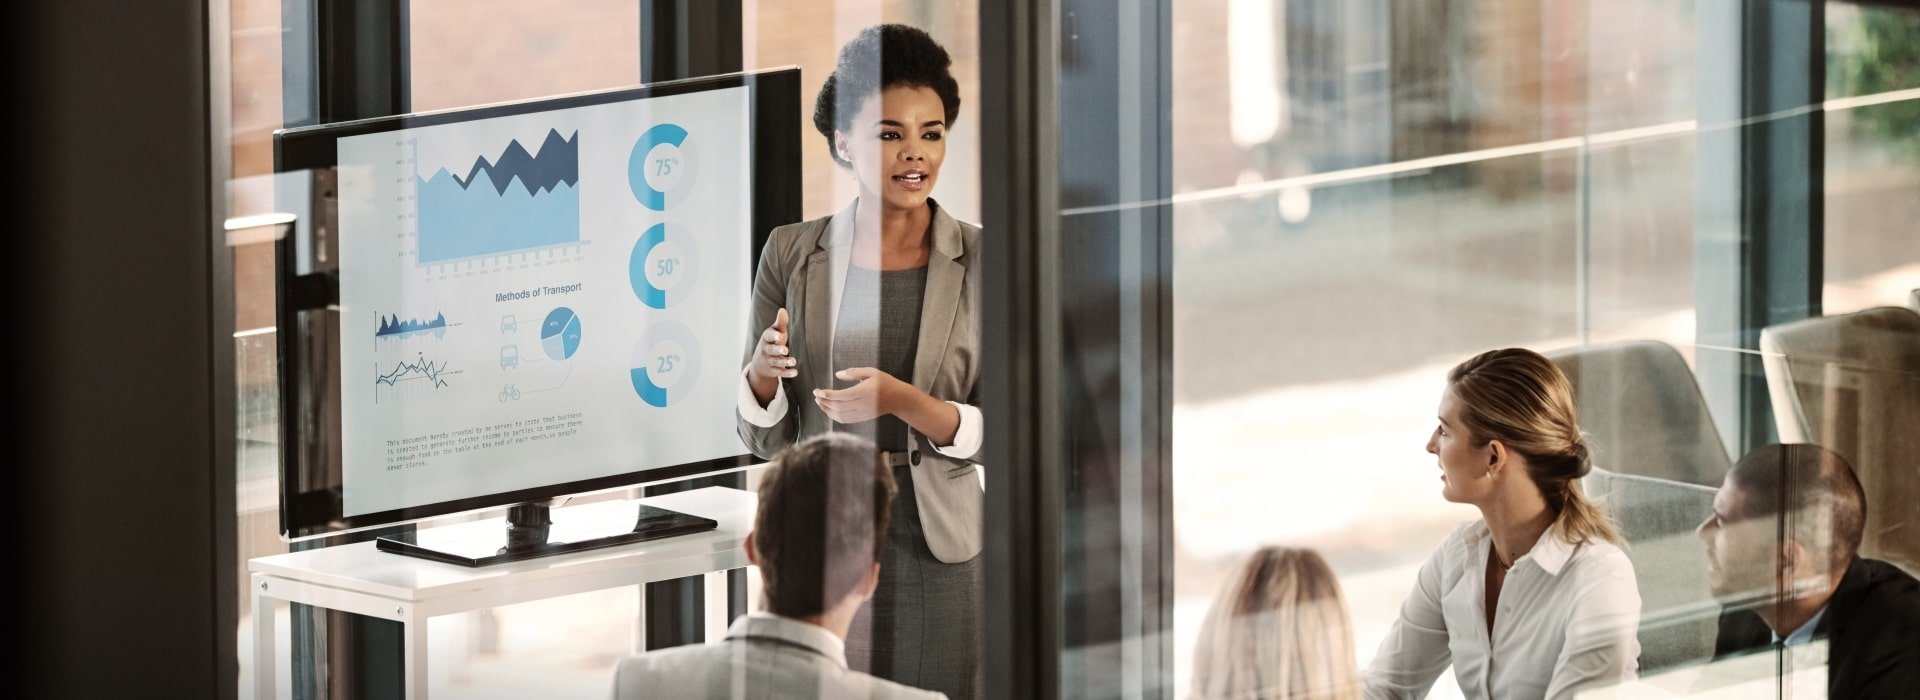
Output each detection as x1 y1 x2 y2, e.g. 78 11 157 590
613 433 945 699
1696 443 1920 698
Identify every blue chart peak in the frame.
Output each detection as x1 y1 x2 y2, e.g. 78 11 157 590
374 353 462 403
417 129 582 264
374 311 451 339
452 129 579 196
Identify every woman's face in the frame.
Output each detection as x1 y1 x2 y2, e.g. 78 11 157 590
1428 387 1496 505
836 85 948 213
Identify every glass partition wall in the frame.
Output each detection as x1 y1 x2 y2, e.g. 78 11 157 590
983 0 1919 697
217 0 1916 697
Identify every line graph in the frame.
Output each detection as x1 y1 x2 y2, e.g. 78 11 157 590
415 129 582 265
374 353 463 404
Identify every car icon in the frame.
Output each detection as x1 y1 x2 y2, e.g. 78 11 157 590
501 315 518 334
500 345 519 369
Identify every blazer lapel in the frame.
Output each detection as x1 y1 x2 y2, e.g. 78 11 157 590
805 201 859 394
912 204 965 392
1819 557 1868 639
803 248 833 393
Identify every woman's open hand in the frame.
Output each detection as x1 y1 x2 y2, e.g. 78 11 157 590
748 308 797 382
813 367 905 424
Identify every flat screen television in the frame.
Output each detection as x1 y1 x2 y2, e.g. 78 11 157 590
273 69 800 563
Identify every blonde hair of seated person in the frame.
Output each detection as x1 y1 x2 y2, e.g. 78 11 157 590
1445 347 1622 546
1190 547 1359 700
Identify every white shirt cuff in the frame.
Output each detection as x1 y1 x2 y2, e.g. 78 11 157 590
738 366 788 427
931 402 982 460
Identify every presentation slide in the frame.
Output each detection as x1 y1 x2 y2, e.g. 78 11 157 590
335 87 751 518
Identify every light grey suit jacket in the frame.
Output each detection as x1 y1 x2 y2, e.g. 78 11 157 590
612 613 948 700
737 199 983 563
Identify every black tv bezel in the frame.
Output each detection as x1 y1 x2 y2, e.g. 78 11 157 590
272 68 801 540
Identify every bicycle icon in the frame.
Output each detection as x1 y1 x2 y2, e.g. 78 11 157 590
499 384 521 403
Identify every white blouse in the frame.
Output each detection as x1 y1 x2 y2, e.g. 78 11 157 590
1364 521 1641 700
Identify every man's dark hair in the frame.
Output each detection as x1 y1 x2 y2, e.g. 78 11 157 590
812 24 962 167
1727 443 1868 573
753 433 896 619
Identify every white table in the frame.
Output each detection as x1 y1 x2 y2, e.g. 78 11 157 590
250 486 756 699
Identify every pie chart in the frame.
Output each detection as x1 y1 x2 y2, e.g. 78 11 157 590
628 123 700 211
541 307 582 361
629 222 700 309
630 321 700 408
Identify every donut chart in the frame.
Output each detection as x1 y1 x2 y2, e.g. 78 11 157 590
540 307 582 360
630 321 701 408
628 223 701 309
628 123 701 211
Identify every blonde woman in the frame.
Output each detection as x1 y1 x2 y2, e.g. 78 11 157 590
1191 547 1360 700
1365 348 1640 699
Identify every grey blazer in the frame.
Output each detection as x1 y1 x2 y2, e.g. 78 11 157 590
612 613 948 700
737 199 983 563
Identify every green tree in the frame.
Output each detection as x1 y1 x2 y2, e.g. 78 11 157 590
1830 8 1920 159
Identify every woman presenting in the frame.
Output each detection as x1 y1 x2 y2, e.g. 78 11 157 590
736 24 982 699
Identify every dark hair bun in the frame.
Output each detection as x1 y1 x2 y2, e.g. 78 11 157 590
1568 440 1593 478
812 24 962 167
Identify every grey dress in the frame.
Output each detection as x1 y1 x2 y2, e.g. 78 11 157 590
834 265 983 700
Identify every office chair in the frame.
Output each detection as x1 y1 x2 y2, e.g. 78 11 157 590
1548 340 1734 488
1761 306 1920 576
1583 468 1721 673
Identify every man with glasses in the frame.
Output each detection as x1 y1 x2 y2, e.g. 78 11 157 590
1696 443 1920 697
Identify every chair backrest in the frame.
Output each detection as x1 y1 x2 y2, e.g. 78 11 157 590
1909 288 1919 314
1583 468 1721 673
1759 306 1920 575
1547 340 1733 488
